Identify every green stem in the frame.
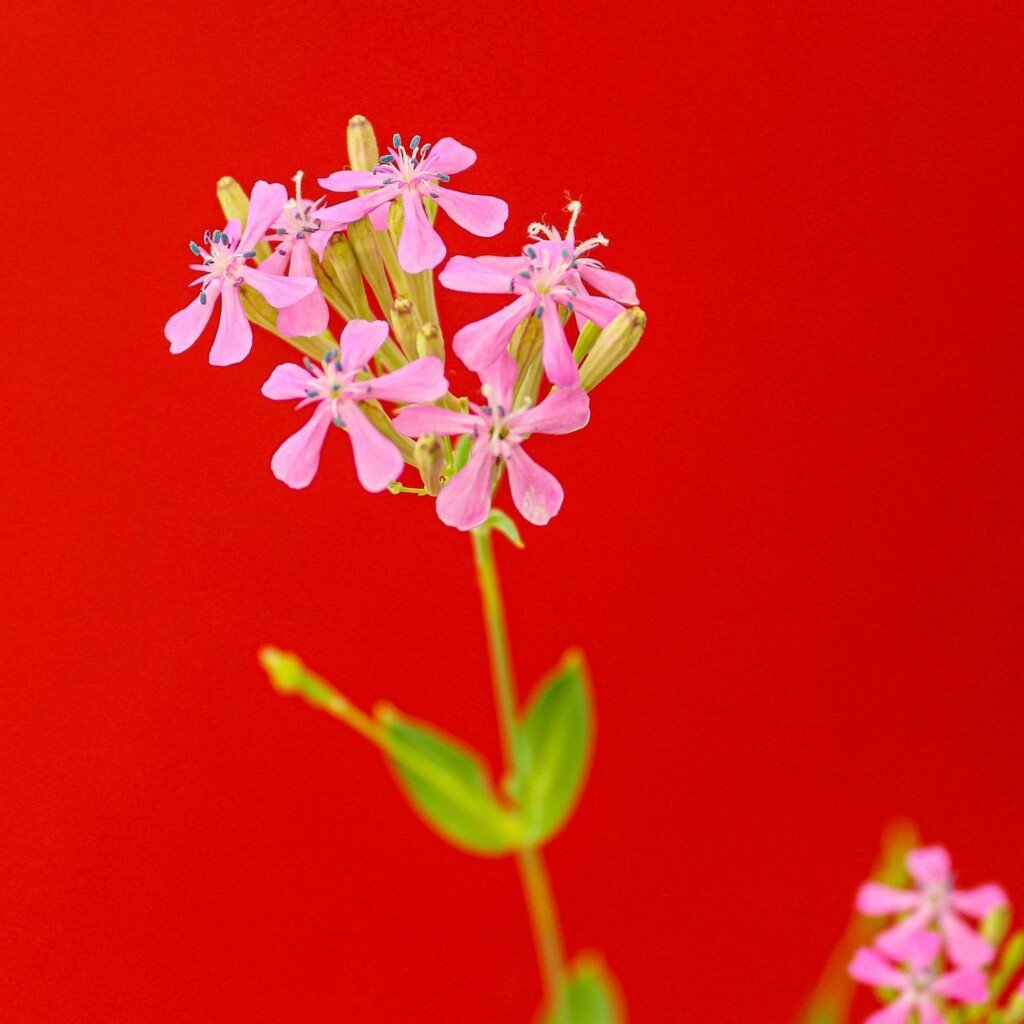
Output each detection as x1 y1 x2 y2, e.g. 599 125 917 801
470 527 567 1010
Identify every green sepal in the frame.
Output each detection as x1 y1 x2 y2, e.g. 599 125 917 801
379 705 523 856
453 433 474 471
542 954 624 1024
482 509 525 549
513 651 594 845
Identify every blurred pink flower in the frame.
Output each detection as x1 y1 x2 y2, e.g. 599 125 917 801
262 320 447 491
857 846 1008 967
392 355 590 530
849 929 987 1024
165 181 317 365
319 134 507 273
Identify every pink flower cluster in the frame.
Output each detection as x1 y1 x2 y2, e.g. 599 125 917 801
849 846 1009 1024
165 129 640 532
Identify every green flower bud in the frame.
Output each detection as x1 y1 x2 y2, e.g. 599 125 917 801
416 323 444 360
216 176 271 261
511 316 544 408
578 308 647 391
326 235 375 320
414 435 446 495
347 114 379 173
391 297 419 358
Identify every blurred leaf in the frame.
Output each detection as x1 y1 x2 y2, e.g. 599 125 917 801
379 706 523 857
541 954 624 1024
514 651 594 845
483 508 524 548
259 647 341 712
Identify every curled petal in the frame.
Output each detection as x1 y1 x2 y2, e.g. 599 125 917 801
209 285 253 366
391 406 480 437
340 319 391 372
340 401 404 493
276 241 330 338
398 192 446 273
431 187 508 237
540 301 579 388
514 387 590 436
505 446 564 526
165 281 221 354
243 267 318 310
577 263 639 305
262 362 316 401
359 357 448 404
420 136 477 175
270 403 333 489
452 293 538 373
239 180 288 253
907 847 953 887
436 443 495 530
439 255 521 294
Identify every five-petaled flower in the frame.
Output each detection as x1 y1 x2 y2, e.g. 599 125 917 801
262 320 448 491
319 134 508 274
165 181 318 366
260 172 352 339
848 929 988 1024
392 355 590 530
857 846 1008 967
439 202 638 388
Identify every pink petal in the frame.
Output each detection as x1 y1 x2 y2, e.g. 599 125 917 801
262 362 316 401
476 255 530 274
514 387 590 436
951 884 1009 919
569 291 625 328
243 266 318 310
209 285 253 366
398 191 446 273
848 948 908 990
420 136 476 175
896 929 943 971
391 405 480 437
907 847 953 887
339 401 404 492
915 1003 945 1024
259 245 291 275
439 254 520 294
317 169 385 192
222 218 243 247
932 967 989 1004
452 293 539 373
340 319 390 372
479 353 518 412
940 911 996 967
431 187 508 237
239 180 288 254
165 281 220 354
540 301 579 387
320 184 399 224
577 263 639 305
276 241 330 338
270 402 333 489
857 883 923 916
358 357 448 404
436 443 495 530
505 446 564 526
369 203 390 230
864 996 914 1024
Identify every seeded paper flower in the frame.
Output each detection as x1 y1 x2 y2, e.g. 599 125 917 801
392 355 590 530
857 846 1009 967
165 181 318 365
262 319 447 491
319 134 508 274
440 205 637 387
848 929 988 1024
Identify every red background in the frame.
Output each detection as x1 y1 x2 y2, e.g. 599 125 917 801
2 2 1022 1021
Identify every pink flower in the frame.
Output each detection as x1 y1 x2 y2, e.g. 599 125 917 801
857 846 1008 967
391 355 590 530
439 204 637 388
319 134 508 274
165 181 318 366
262 320 448 492
260 173 352 339
848 929 987 1024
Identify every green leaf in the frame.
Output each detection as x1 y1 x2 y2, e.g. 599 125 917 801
515 651 594 845
542 954 624 1024
379 706 523 857
453 433 473 471
483 508 525 548
259 646 341 712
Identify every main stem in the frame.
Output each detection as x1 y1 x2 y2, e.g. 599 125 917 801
470 527 568 1007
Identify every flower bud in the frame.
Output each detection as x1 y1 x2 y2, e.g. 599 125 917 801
391 297 419 358
347 216 394 315
413 435 446 495
326 235 374 320
578 308 647 391
347 114 379 173
416 323 444 360
217 176 271 260
982 904 1012 945
511 316 544 407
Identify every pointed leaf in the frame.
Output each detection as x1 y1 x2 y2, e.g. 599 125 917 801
484 508 525 548
379 706 523 856
541 954 624 1024
516 651 594 845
